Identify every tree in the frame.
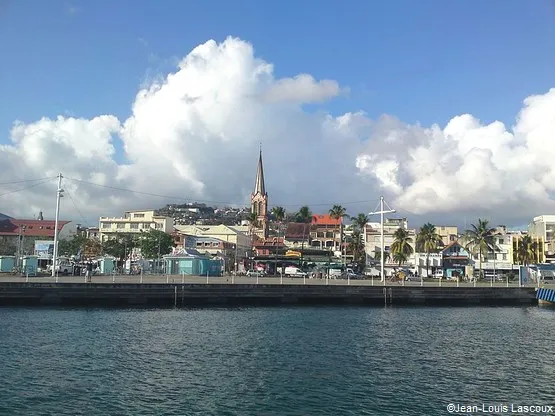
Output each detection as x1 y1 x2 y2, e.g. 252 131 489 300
351 213 369 232
58 234 90 257
329 205 347 263
390 227 414 267
516 235 538 266
0 239 16 256
347 229 365 271
416 223 443 278
271 206 286 222
464 219 496 280
295 206 312 223
102 234 138 261
246 212 259 247
138 229 175 259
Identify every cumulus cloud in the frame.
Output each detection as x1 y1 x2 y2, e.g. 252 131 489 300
356 89 555 222
0 36 554 228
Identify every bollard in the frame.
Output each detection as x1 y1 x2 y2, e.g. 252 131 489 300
166 275 169 284
112 274 115 283
206 271 209 284
140 273 143 284
26 272 29 283
181 273 184 284
348 274 350 286
280 274 283 285
256 275 259 285
372 276 374 286
303 275 306 285
506 275 509 288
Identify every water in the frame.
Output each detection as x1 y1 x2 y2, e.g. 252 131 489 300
0 307 554 415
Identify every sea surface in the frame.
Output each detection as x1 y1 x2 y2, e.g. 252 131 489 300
0 306 554 416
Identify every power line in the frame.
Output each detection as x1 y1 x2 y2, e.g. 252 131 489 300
66 177 379 209
0 177 55 186
63 182 93 229
0 178 55 198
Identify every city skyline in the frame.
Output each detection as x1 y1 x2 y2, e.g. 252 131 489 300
0 1 554 227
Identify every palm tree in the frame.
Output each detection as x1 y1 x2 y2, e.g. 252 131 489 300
416 223 443 278
295 206 312 254
516 235 538 266
390 227 414 267
329 205 347 263
347 229 365 271
271 206 286 223
464 219 496 280
351 213 369 232
295 206 312 223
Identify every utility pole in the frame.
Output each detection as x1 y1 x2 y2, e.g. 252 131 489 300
52 173 64 278
368 196 396 283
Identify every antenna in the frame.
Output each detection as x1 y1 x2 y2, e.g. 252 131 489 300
368 196 396 284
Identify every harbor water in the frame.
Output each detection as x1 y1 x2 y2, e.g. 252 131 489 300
0 306 554 415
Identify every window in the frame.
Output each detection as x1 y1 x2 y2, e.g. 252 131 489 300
134 213 145 218
155 223 163 229
498 238 504 245
130 224 139 229
117 223 125 229
142 223 150 229
212 242 219 247
196 242 202 247
101 223 112 229
502 254 507 260
204 242 210 246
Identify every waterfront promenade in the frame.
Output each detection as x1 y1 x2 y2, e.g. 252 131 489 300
0 274 550 288
0 274 542 307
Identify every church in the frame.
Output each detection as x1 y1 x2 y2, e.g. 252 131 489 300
250 149 268 240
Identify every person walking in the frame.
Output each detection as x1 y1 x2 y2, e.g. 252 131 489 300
86 260 93 283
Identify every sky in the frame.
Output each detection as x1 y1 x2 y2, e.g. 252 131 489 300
0 0 554 229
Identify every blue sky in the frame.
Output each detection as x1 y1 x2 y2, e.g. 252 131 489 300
1 0 554 143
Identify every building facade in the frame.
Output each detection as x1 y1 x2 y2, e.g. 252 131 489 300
364 218 417 266
99 210 174 242
309 214 341 250
0 217 72 256
436 225 458 247
528 215 555 263
251 150 268 240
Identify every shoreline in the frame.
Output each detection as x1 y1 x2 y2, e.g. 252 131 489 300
0 279 539 308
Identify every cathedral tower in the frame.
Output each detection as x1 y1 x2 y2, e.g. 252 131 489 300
251 149 268 240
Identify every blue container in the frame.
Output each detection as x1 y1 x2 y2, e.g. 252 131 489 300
0 256 15 272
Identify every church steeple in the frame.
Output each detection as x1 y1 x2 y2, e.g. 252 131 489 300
253 148 266 196
251 147 268 240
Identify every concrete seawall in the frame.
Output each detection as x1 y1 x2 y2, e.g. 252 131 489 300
0 283 538 307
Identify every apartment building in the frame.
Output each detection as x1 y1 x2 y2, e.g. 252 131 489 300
99 210 174 242
528 215 555 263
364 218 417 265
436 225 458 246
309 214 341 250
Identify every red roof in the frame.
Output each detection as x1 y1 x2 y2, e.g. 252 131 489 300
0 219 70 237
312 214 341 226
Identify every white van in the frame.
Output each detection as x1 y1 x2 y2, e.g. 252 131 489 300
283 266 307 277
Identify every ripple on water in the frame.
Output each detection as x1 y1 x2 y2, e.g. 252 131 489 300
0 306 554 416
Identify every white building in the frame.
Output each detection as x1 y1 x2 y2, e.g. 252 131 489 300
174 224 251 254
364 217 417 272
528 215 555 263
99 210 174 242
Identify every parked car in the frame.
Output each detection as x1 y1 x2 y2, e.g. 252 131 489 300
246 269 266 277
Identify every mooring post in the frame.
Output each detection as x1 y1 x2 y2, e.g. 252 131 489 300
112 273 115 283
174 286 177 308
383 287 387 306
348 274 350 286
506 275 509 288
140 269 143 284
167 274 169 284
303 275 306 285
256 275 259 285
25 271 29 283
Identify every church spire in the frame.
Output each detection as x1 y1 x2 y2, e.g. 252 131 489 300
253 147 266 195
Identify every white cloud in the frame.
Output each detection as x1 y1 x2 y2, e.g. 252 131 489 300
356 88 555 222
0 36 554 228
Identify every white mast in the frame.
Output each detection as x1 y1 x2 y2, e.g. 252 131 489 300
52 173 64 280
368 196 396 282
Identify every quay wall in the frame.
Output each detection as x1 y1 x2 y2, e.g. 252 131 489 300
0 283 538 307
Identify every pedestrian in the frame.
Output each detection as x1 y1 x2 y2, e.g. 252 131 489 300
86 260 93 283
